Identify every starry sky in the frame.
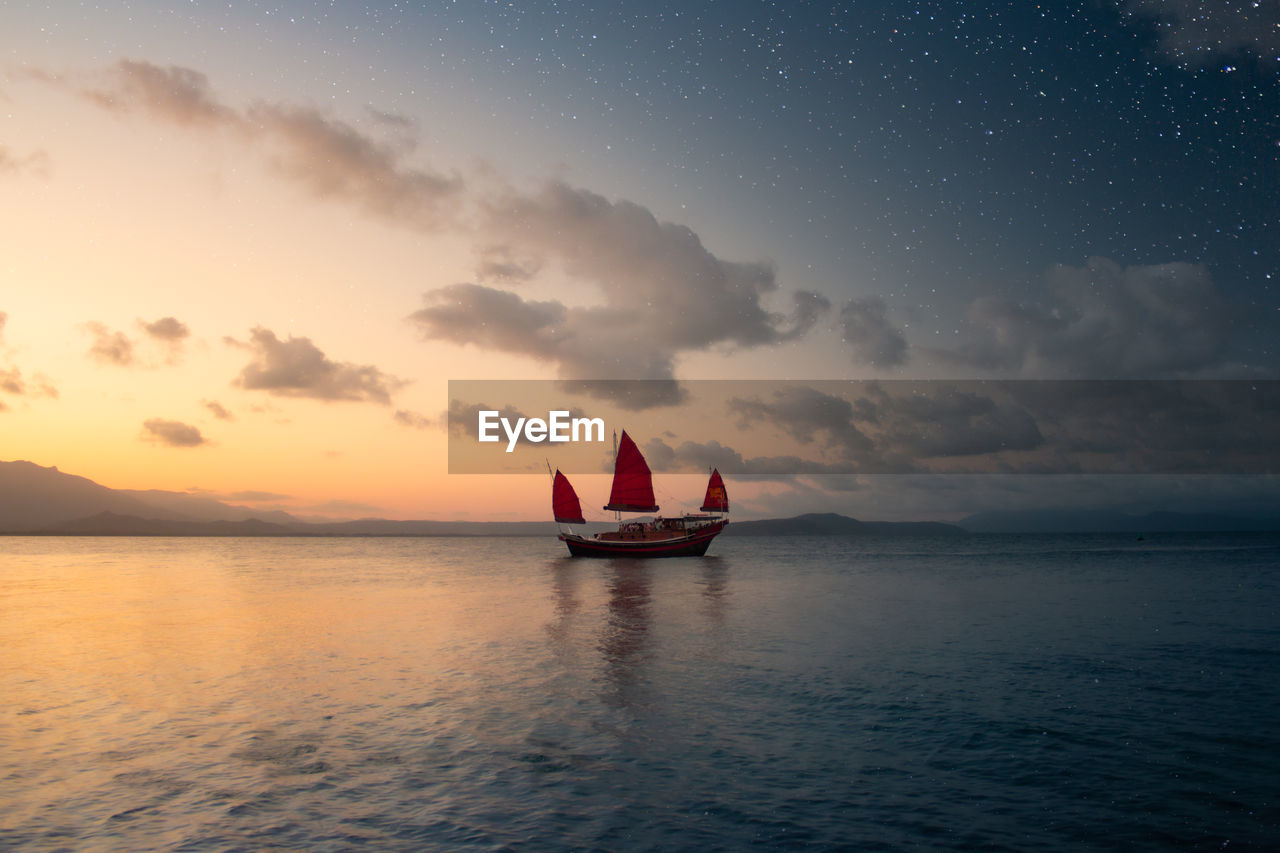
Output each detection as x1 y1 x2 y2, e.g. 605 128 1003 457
2 1 1277 520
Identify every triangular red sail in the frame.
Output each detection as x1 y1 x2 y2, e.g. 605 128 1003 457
700 468 729 513
603 431 659 512
552 470 586 524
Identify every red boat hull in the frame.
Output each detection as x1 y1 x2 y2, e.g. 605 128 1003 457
560 519 727 558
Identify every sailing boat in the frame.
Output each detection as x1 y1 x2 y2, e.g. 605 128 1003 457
552 431 729 557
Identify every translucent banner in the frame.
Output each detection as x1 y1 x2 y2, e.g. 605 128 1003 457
447 379 1280 475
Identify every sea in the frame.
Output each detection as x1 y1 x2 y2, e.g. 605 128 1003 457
1 533 1277 851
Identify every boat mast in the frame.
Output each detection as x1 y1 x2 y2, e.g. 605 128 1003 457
612 429 619 522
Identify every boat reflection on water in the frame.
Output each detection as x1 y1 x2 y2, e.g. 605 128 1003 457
598 561 654 710
544 553 734 715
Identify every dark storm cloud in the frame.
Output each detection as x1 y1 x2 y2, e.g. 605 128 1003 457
1124 0 1280 64
840 296 908 368
232 327 405 404
141 418 208 447
936 259 1235 378
84 322 135 366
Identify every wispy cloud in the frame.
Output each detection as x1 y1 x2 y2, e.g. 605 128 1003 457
52 59 463 226
840 296 908 368
231 326 406 404
247 102 462 225
84 322 135 366
1122 0 1280 65
0 367 23 395
931 258 1240 378
392 409 438 430
141 418 209 447
0 144 49 177
0 313 59 406
203 399 235 421
81 60 240 126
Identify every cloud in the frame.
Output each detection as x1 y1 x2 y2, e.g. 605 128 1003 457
410 182 829 404
1123 1 1280 64
446 400 527 437
642 435 860 479
203 400 235 421
140 316 190 363
393 409 437 429
840 296 909 368
46 59 461 227
0 144 49 177
84 60 239 126
37 61 828 402
247 102 462 226
934 258 1236 378
474 244 541 282
0 313 58 404
729 385 876 461
867 384 1044 459
231 326 405 404
0 367 22 395
141 418 208 447
84 322 135 366
141 316 189 341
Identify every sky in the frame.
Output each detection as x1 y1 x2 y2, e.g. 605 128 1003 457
2 1 1277 521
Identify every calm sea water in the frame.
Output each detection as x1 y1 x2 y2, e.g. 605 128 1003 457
1 533 1278 851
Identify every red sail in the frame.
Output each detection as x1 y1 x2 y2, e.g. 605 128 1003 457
604 431 659 513
552 470 586 524
700 468 729 513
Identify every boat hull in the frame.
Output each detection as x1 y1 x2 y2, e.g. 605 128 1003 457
560 519 727 558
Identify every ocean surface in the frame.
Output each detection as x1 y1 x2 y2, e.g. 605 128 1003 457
2 533 1278 851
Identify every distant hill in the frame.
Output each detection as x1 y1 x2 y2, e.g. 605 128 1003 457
723 512 966 537
42 511 305 537
958 509 1280 534
0 460 305 533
